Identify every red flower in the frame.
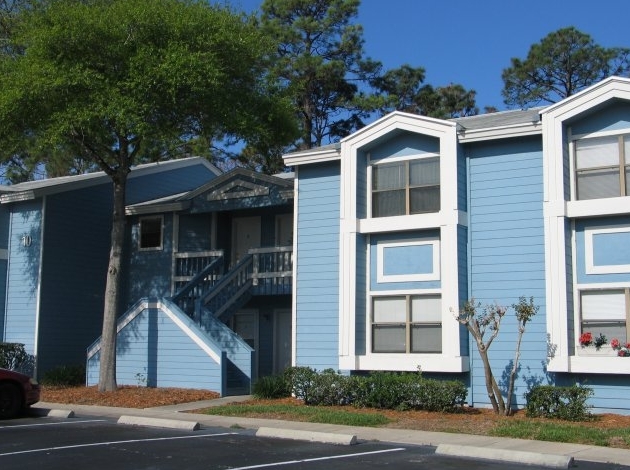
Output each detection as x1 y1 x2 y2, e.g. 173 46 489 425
579 332 593 346
611 338 620 349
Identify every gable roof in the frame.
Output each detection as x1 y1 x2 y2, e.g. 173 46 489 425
125 167 294 215
0 157 221 204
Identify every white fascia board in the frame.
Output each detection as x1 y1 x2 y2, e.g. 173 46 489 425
283 147 341 166
456 122 542 143
541 76 630 117
125 201 190 216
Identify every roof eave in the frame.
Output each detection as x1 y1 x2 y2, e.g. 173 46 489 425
456 121 542 143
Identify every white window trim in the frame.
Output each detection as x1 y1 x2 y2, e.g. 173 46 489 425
138 215 164 251
376 239 440 283
585 226 630 274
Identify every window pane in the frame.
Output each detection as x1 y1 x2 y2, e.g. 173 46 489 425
373 162 405 190
576 136 619 169
576 169 620 200
581 290 626 321
373 296 406 323
410 157 440 186
582 321 626 344
411 324 442 353
411 295 441 322
140 217 162 248
373 324 406 352
625 136 630 165
373 190 405 217
410 187 440 213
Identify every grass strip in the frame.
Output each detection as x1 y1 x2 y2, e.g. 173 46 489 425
201 404 390 427
491 420 630 447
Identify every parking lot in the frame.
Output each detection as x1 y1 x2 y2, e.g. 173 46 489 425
0 413 627 470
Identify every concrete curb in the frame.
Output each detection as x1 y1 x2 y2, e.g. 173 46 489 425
256 426 357 445
30 408 75 418
435 444 574 469
117 415 200 431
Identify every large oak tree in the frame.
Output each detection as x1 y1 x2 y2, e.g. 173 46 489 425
0 0 296 391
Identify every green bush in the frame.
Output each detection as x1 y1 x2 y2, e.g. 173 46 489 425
283 368 467 412
283 366 317 403
40 364 86 387
525 385 593 421
252 374 290 399
0 342 34 374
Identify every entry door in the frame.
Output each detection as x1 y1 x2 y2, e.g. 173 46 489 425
232 216 261 264
273 309 292 374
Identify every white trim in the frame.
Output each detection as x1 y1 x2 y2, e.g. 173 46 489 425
33 195 46 378
543 77 630 373
337 112 463 373
368 151 439 164
291 169 299 367
585 226 630 274
376 239 440 283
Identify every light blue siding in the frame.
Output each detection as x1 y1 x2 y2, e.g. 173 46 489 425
368 132 439 162
295 163 340 370
383 245 433 276
570 101 630 136
593 232 630 266
4 201 42 354
87 302 226 391
467 137 547 408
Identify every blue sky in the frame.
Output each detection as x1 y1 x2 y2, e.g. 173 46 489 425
227 0 630 112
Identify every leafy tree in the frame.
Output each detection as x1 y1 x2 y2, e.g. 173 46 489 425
259 0 381 149
502 27 630 108
372 64 478 118
0 0 295 391
454 297 538 416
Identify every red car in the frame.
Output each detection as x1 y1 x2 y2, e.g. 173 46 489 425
0 368 41 419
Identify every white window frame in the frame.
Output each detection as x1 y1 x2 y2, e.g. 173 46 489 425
365 289 449 354
368 153 440 219
376 239 440 283
585 226 630 274
138 215 164 251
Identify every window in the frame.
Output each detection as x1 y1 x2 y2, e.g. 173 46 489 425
139 216 163 250
371 157 440 217
574 134 630 200
372 294 441 353
580 289 629 344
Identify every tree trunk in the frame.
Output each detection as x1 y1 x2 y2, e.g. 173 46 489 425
478 348 506 414
98 172 128 392
505 325 525 416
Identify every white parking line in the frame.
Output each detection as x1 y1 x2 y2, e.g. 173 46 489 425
0 419 107 430
228 447 407 470
0 432 236 457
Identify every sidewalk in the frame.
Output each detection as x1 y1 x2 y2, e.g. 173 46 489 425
33 397 630 468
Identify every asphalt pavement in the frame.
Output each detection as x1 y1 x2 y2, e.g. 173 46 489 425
31 396 630 469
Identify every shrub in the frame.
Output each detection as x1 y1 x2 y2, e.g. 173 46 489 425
525 385 593 421
40 364 86 387
284 368 467 412
283 366 317 403
253 374 290 399
0 342 34 374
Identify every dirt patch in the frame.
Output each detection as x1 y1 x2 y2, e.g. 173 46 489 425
41 385 219 409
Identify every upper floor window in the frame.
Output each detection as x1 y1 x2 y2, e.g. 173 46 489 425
371 157 440 217
574 134 630 200
139 216 163 250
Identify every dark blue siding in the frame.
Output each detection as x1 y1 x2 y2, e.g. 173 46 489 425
38 184 112 373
